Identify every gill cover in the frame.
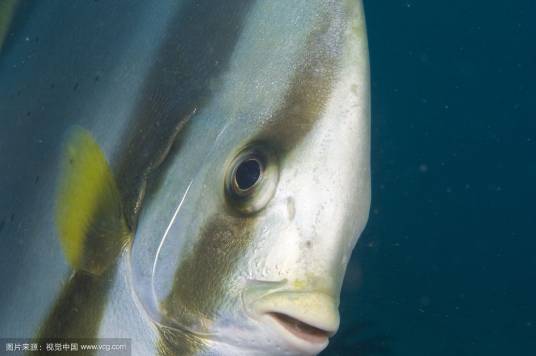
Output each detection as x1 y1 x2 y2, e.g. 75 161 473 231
128 119 234 334
56 127 129 275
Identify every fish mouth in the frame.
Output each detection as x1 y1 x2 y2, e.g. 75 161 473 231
266 311 334 344
246 290 340 354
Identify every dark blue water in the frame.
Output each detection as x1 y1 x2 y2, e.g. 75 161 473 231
325 1 536 355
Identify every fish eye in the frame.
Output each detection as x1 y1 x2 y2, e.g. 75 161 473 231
225 145 278 214
233 158 262 193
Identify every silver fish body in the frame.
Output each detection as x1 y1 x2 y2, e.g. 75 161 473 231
0 1 370 355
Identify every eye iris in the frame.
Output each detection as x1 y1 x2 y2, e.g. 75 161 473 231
234 159 261 191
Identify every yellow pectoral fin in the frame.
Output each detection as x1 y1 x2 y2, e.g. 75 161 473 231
56 127 130 275
0 0 19 54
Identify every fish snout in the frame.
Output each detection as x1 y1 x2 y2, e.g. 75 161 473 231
247 290 340 354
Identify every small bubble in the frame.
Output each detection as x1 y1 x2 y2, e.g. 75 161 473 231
419 164 428 173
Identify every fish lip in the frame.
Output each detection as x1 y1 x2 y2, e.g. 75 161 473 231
263 311 333 351
244 289 340 354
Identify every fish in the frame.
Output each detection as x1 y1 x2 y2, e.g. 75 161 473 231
0 0 19 54
0 0 370 355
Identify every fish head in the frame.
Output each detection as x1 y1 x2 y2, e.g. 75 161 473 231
130 1 370 354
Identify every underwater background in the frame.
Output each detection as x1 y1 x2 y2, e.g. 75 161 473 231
0 1 534 355
324 0 536 355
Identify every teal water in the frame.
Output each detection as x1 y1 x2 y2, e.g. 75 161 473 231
324 1 536 355
0 1 534 355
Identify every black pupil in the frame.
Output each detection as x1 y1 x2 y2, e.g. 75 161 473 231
235 159 261 190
